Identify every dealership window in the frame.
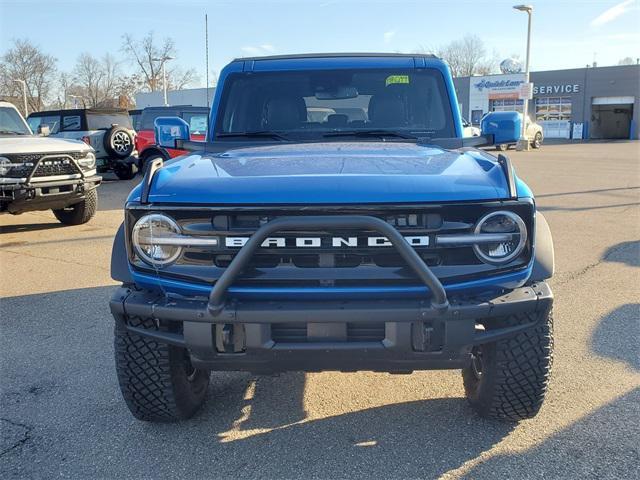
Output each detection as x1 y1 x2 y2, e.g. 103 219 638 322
489 98 524 113
535 96 572 121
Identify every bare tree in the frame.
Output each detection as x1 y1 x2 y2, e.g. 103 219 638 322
73 53 120 107
121 31 198 92
426 35 497 77
618 57 636 65
0 39 57 114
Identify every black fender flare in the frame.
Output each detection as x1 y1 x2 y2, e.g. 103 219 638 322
531 211 555 281
139 146 169 167
111 222 133 283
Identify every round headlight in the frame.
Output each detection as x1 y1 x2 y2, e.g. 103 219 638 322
0 157 10 176
77 151 96 169
132 214 182 266
473 211 527 264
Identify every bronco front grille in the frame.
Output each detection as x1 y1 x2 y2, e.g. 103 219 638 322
2 152 82 178
127 202 534 288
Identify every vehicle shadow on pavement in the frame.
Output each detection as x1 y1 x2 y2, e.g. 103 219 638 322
602 239 640 268
459 300 640 479
194 376 517 479
0 222 66 234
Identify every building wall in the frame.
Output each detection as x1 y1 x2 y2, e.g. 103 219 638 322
135 87 216 108
452 77 470 120
457 64 640 139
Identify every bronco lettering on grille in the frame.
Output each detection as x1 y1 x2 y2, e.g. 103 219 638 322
225 236 430 248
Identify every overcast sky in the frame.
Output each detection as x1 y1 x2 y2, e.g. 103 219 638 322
1 0 639 87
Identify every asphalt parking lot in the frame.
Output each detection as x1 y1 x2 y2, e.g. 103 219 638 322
1 141 639 479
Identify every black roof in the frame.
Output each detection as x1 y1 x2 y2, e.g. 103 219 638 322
233 52 438 62
141 105 209 112
28 107 129 117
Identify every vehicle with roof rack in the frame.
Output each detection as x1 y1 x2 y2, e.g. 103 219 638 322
0 101 100 224
109 53 555 423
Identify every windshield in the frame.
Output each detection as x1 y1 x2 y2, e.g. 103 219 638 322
86 112 132 130
215 68 454 140
0 106 32 135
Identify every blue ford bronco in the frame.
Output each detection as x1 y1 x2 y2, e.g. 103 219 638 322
110 53 554 422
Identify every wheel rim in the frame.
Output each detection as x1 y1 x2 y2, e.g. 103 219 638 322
470 347 483 379
112 132 131 153
534 134 541 148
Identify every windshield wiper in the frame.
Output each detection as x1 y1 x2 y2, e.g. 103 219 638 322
322 129 417 140
0 130 28 135
216 130 289 141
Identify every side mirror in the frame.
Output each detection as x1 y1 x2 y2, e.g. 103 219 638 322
481 111 521 145
154 116 190 148
37 125 51 137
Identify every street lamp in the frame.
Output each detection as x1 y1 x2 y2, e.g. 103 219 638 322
13 79 28 117
513 4 533 151
68 94 84 109
152 56 175 106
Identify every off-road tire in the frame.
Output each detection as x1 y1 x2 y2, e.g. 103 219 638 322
103 126 134 159
532 132 543 149
462 309 554 421
52 188 97 225
113 161 137 180
114 317 210 422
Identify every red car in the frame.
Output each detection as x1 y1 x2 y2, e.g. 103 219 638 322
134 106 209 172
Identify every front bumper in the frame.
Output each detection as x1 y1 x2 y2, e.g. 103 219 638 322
0 175 101 214
110 282 553 373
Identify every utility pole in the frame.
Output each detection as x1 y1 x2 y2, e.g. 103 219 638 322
513 5 533 151
152 56 175 106
13 79 28 116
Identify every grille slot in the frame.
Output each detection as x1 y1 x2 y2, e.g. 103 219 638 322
32 157 81 177
270 322 386 343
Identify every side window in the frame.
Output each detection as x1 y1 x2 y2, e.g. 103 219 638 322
183 113 208 135
27 115 60 134
62 115 81 131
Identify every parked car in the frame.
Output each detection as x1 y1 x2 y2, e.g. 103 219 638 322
0 101 100 224
462 117 481 137
133 106 208 173
493 114 544 150
27 108 137 180
110 53 555 423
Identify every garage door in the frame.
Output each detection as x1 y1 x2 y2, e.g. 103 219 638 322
591 97 634 139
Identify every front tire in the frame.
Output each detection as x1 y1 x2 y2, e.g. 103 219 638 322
532 132 543 149
462 309 554 421
114 317 210 422
496 144 508 151
114 162 137 180
52 188 97 225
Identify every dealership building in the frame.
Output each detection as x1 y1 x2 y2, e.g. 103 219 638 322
453 64 640 140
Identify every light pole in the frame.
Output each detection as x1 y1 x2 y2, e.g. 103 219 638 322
152 56 175 106
13 79 28 117
68 94 84 109
513 4 533 151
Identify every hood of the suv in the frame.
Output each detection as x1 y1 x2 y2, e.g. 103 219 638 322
0 135 91 155
137 142 514 204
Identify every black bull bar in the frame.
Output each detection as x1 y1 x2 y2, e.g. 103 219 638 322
207 215 450 314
